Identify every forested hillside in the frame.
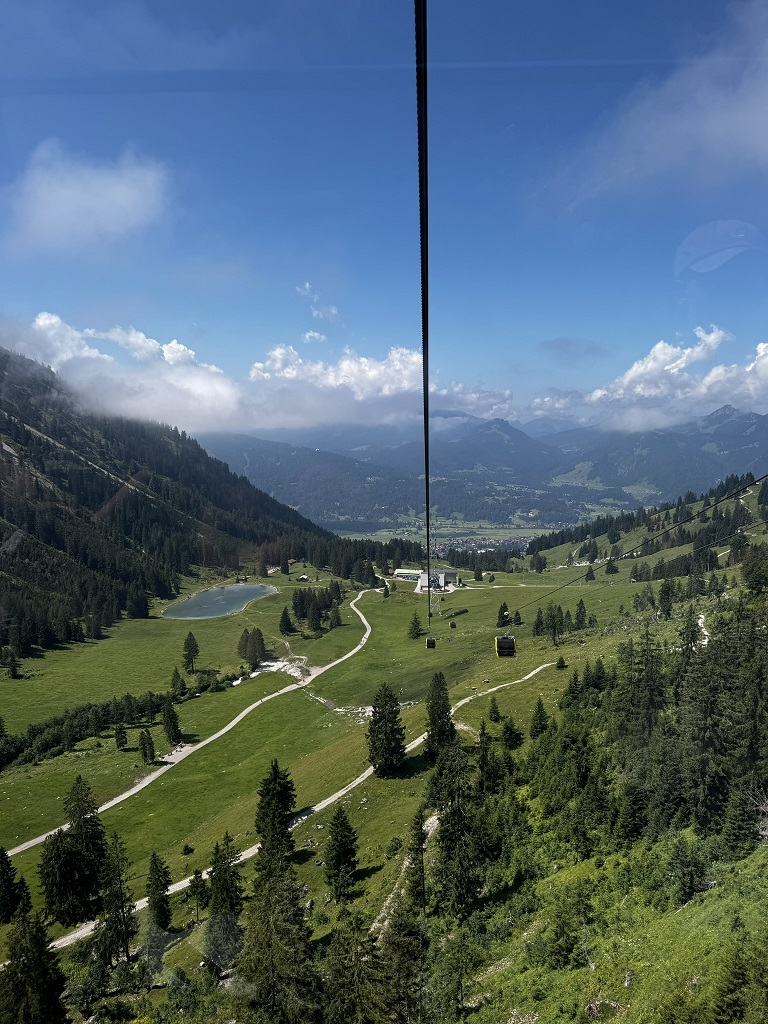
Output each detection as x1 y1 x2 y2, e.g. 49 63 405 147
0 348 421 661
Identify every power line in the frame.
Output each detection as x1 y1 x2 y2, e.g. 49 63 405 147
414 0 433 635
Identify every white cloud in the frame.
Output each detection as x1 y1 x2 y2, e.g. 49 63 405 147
84 324 221 371
26 312 113 370
249 345 422 398
2 140 169 255
4 312 518 433
528 323 768 430
295 280 340 323
302 330 327 344
312 304 339 321
5 313 238 433
559 1 768 203
589 326 731 403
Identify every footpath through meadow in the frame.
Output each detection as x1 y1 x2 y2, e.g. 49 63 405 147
8 585 552 951
50 660 552 950
8 590 373 859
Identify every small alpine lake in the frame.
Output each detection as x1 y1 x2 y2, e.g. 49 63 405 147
163 584 276 619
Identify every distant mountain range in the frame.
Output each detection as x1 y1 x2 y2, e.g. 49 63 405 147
198 405 768 532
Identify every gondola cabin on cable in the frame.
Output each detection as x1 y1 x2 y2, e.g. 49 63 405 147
495 635 517 657
426 637 436 649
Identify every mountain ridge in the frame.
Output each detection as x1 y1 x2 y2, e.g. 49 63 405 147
200 404 768 531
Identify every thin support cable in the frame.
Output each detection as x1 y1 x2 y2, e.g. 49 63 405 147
415 0 432 633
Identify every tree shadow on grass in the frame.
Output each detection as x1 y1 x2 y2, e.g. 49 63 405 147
293 848 316 866
397 751 430 780
356 863 383 883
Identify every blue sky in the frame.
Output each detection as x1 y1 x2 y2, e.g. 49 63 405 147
2 0 768 433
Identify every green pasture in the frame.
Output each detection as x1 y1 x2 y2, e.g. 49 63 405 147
3 570 363 734
8 692 367 927
0 672 290 850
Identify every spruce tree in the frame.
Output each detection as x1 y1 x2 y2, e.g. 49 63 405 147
501 717 524 750
488 696 501 723
246 628 266 670
709 938 750 1023
146 851 173 931
188 868 209 923
366 683 406 777
679 650 730 834
379 897 428 1024
162 698 182 745
432 744 478 917
95 832 136 967
323 909 385 1024
170 666 185 698
205 833 243 971
324 806 358 902
14 875 31 916
428 927 475 1020
279 607 293 634
408 610 422 639
237 628 250 659
424 671 456 762
476 719 492 796
64 774 106 905
39 829 91 925
182 631 199 673
114 722 128 751
721 784 758 859
0 847 21 924
236 864 320 1023
403 807 428 913
496 602 509 627
255 760 297 872
139 727 155 765
529 696 549 738
0 912 68 1024
533 607 544 636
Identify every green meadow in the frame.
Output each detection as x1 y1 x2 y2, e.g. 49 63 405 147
2 514 752 1000
3 568 365 735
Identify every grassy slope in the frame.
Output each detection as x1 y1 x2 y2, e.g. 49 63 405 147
3 499 762 1020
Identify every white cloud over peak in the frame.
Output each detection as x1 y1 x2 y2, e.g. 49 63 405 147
27 312 113 370
553 323 768 430
5 313 238 433
560 1 768 203
589 326 731 403
302 330 327 344
3 140 169 255
5 312 518 432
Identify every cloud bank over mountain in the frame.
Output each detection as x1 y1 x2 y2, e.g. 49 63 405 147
6 311 768 433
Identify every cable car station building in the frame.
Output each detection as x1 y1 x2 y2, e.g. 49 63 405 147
418 567 459 590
